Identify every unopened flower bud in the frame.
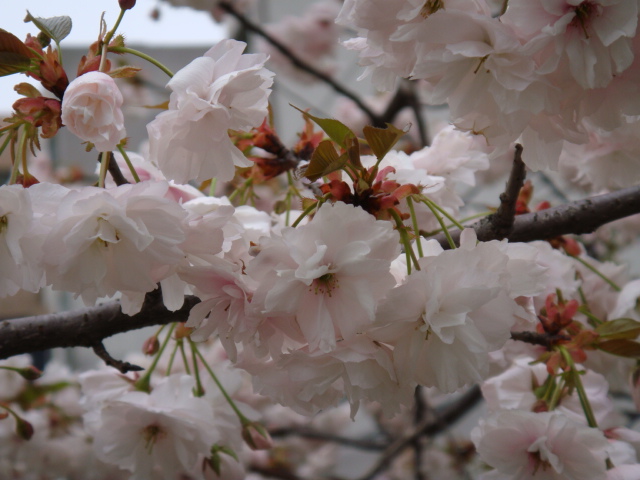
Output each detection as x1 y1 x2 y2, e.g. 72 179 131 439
241 422 273 450
0 365 43 380
142 335 160 356
119 0 136 10
15 416 34 440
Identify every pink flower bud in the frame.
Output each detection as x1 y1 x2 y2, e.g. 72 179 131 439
61 71 126 152
241 422 273 450
142 335 159 356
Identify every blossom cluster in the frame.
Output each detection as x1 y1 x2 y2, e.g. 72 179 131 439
1 1 640 479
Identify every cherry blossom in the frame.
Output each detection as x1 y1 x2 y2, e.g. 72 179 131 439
147 39 274 184
472 410 610 479
247 201 400 353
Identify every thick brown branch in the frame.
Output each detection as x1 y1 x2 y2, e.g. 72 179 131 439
0 292 200 361
217 1 385 127
432 184 640 249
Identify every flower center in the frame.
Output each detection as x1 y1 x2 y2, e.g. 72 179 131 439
421 0 444 17
312 272 339 297
570 1 600 39
0 214 7 234
142 424 165 454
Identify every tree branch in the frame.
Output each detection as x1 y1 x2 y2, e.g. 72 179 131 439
270 426 386 451
0 292 200 361
432 183 640 249
485 144 526 240
217 1 385 127
355 386 482 480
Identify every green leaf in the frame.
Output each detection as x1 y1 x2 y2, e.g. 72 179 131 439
362 123 407 161
595 318 640 340
304 140 348 182
291 105 356 148
0 29 35 77
597 339 640 359
24 11 72 45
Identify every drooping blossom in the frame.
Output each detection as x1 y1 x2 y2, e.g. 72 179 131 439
147 39 274 184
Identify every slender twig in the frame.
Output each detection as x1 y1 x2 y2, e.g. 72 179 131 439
91 341 143 373
412 387 427 480
484 144 526 240
269 426 386 451
510 330 569 349
356 386 482 480
100 151 129 186
216 1 384 127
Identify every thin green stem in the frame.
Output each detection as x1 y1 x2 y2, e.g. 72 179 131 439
424 198 465 231
547 376 564 411
116 144 140 183
407 196 423 258
135 323 176 392
388 208 420 272
165 342 180 376
423 199 456 249
559 346 599 428
420 211 491 237
292 198 325 228
178 340 191 375
228 178 252 203
572 256 621 292
190 342 205 397
108 46 174 78
98 151 110 188
9 128 27 185
209 178 217 197
193 344 249 424
99 8 126 73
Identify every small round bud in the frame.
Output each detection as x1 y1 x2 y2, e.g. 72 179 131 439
242 422 273 450
119 0 136 10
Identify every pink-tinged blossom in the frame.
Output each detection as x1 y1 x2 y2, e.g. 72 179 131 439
0 185 40 297
244 334 412 418
61 71 126 152
42 181 186 307
182 258 258 361
147 39 274 184
371 229 546 393
483 357 623 429
247 201 400 353
472 410 609 479
502 0 638 89
85 375 220 480
559 121 640 191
